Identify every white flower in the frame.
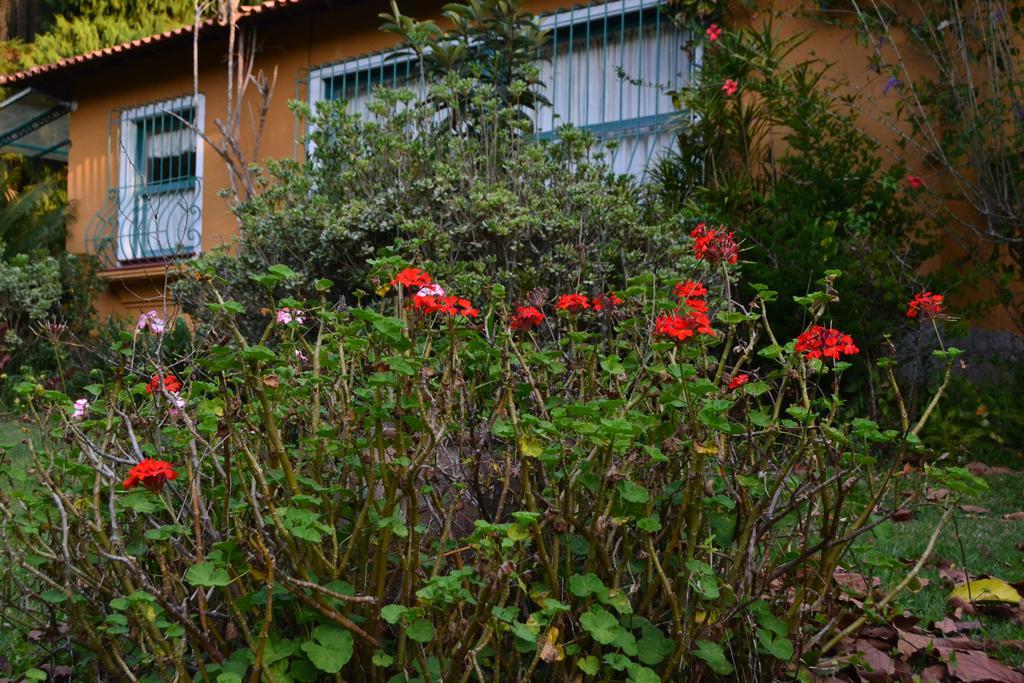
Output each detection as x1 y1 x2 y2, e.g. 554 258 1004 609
71 398 89 420
137 310 167 334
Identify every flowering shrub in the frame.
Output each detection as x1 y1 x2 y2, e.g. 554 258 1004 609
658 20 942 372
0 260 969 681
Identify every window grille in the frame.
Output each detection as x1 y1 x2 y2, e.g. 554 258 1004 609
305 0 689 177
86 95 205 269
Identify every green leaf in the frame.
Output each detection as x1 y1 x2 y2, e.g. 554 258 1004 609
743 381 771 397
579 606 620 644
511 621 538 643
636 626 673 665
185 562 232 588
578 655 600 675
39 589 67 604
301 624 353 673
628 666 661 683
405 618 434 643
380 604 408 625
216 675 243 683
569 573 609 600
618 480 649 504
694 640 734 675
24 669 47 681
268 264 299 279
118 491 163 513
715 311 748 325
241 345 277 363
636 517 662 533
601 355 626 375
603 588 634 615
756 628 794 660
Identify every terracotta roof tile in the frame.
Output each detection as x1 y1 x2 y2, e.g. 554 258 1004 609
0 0 311 86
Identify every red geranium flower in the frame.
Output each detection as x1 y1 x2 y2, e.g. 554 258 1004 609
410 294 479 318
654 312 715 342
674 281 708 300
706 23 722 41
690 223 739 265
124 458 178 492
592 292 624 311
722 79 738 96
795 325 859 361
391 267 432 289
905 175 925 190
728 374 750 390
147 374 183 394
555 294 590 313
906 291 943 319
510 306 545 331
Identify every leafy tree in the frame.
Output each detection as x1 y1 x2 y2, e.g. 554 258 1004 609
0 0 194 72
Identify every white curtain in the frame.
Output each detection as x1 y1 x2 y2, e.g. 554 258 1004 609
533 3 686 176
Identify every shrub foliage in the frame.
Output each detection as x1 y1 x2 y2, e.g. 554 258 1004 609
0 256 965 681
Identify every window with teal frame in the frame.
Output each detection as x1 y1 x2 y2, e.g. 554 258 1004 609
305 0 690 177
114 95 205 264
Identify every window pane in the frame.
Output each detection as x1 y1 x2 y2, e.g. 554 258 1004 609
140 111 196 186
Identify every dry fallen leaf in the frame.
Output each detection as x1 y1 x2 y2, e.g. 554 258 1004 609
834 568 881 602
938 560 971 586
939 648 1024 683
920 663 947 683
965 461 1017 476
852 640 896 683
1003 512 1024 521
960 504 990 514
926 487 951 502
538 627 564 663
892 507 914 522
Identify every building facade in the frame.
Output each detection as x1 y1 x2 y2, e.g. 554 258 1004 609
0 0 698 318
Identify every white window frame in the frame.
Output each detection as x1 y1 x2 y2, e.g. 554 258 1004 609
116 94 205 262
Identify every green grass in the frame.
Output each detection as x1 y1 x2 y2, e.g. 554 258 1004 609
0 415 36 472
857 471 1024 666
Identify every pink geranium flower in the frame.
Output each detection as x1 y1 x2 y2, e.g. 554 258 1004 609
416 283 446 297
71 398 89 420
706 24 722 41
276 308 305 325
722 79 739 96
137 310 166 334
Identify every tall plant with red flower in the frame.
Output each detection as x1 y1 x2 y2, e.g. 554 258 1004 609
795 325 859 360
906 291 944 319
555 294 590 313
510 306 545 331
690 223 739 265
147 374 183 394
123 459 178 492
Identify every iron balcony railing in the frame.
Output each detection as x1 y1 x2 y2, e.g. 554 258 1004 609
84 177 203 271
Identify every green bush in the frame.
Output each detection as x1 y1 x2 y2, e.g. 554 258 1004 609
0 163 99 400
176 84 695 340
0 257 969 680
655 21 943 354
